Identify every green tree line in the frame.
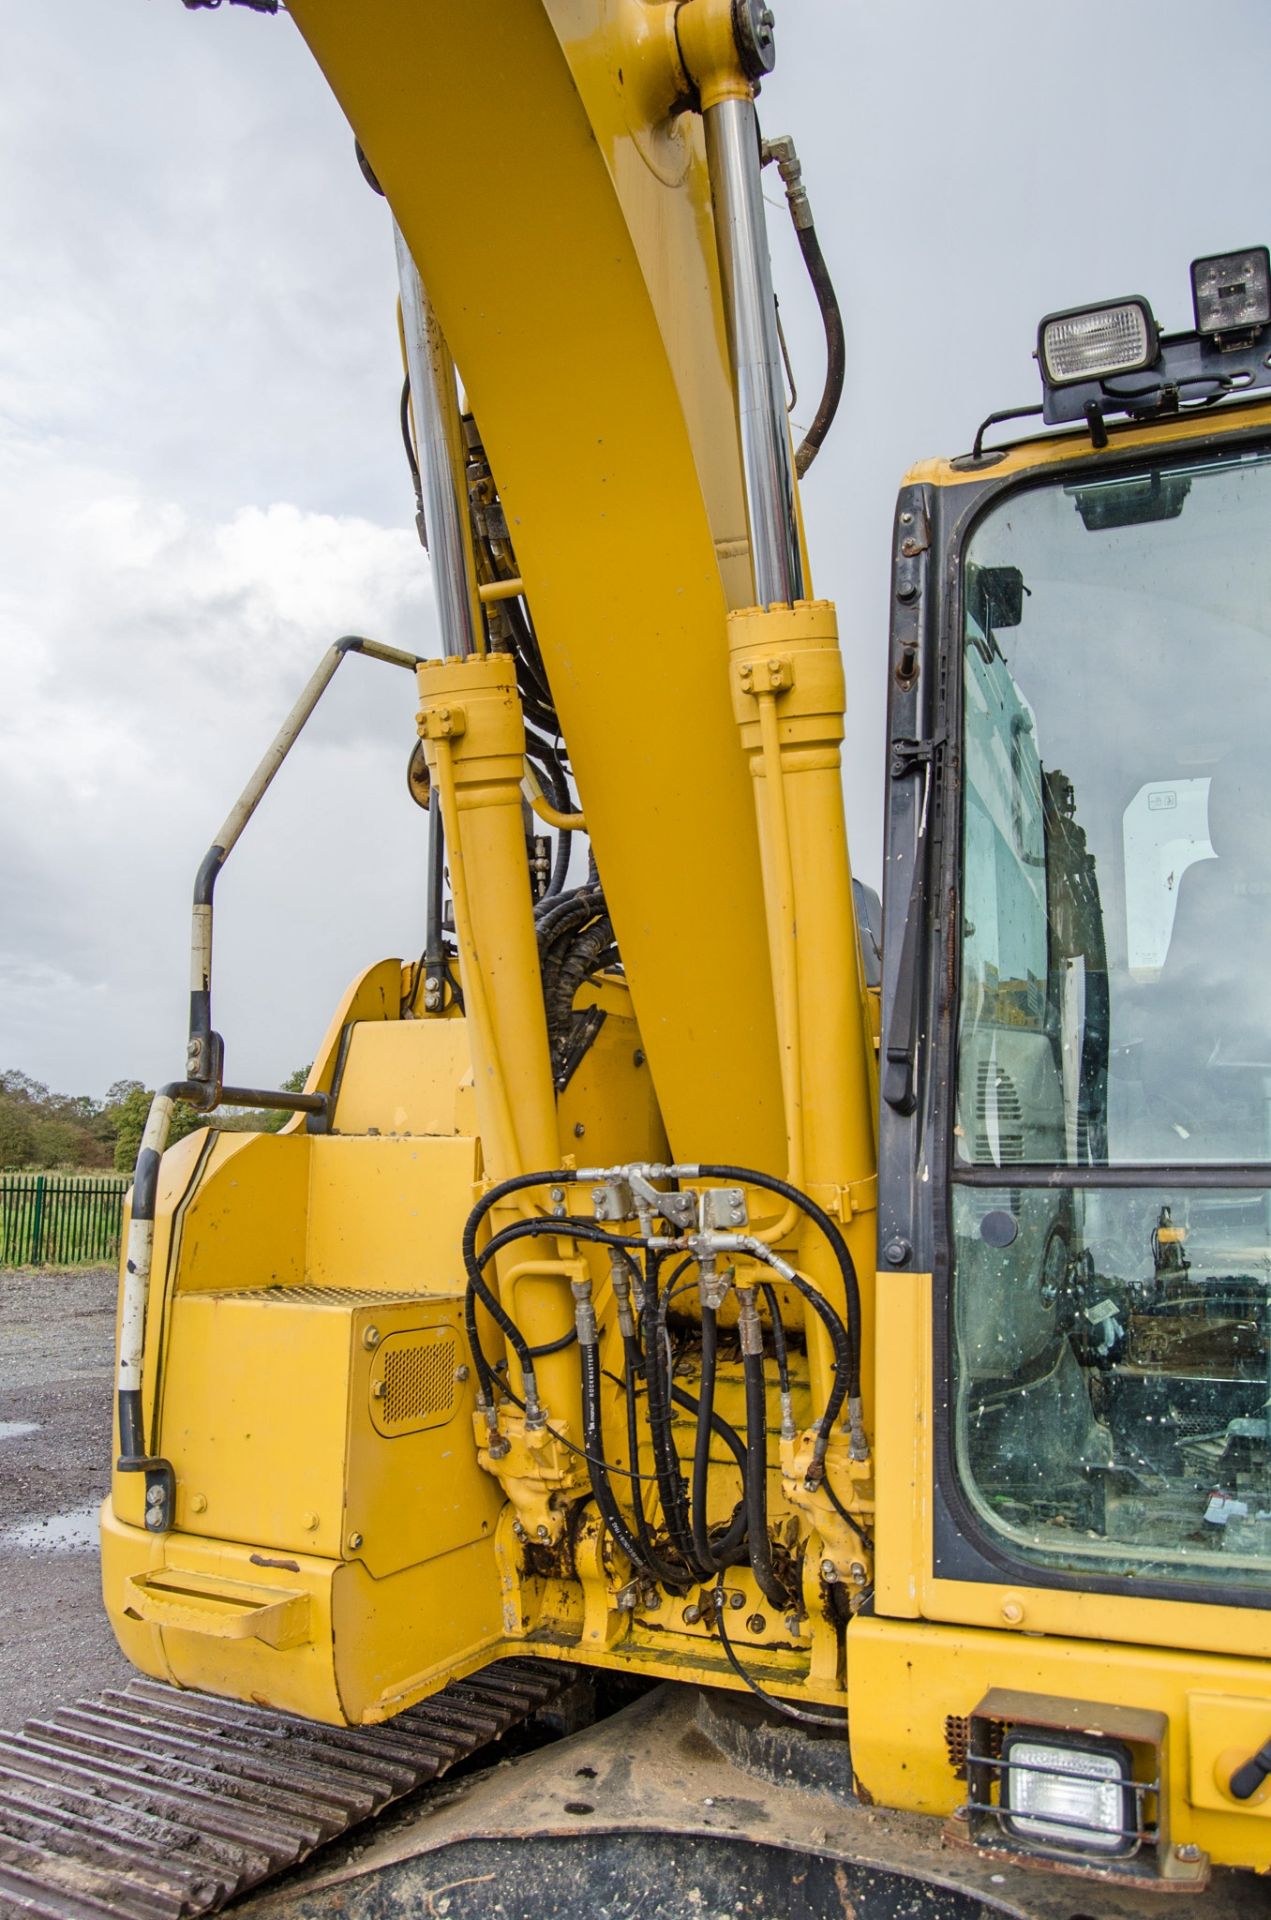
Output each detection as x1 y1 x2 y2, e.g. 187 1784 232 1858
0 1067 312 1175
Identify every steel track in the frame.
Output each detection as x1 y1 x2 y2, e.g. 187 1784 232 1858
0 1660 575 1919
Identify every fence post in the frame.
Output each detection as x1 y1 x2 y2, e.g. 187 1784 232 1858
30 1173 45 1266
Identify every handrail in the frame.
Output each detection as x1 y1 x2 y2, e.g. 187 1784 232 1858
187 634 421 1100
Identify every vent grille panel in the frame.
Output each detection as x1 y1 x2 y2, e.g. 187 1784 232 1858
370 1330 459 1436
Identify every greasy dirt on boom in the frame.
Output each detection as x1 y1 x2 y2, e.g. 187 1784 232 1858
0 1658 576 1919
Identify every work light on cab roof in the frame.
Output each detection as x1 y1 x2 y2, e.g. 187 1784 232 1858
1032 245 1271 436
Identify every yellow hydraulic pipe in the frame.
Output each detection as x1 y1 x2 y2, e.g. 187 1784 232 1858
522 757 586 832
529 792 586 833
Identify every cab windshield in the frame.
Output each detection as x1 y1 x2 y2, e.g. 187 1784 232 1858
954 438 1271 1592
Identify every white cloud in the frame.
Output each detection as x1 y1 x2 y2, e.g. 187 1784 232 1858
0 443 435 1096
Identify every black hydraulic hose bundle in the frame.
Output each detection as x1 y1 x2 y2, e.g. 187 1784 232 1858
459 1167 599 1409
545 912 616 1035
579 1334 648 1575
688 1309 748 1574
738 1288 790 1609
640 1253 703 1576
691 1305 721 1574
535 881 617 1090
696 1163 863 1411
457 1161 863 1613
621 1329 689 1590
524 733 573 896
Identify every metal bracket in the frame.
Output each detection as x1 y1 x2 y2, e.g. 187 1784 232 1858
590 1176 635 1223
890 730 945 781
699 1187 748 1231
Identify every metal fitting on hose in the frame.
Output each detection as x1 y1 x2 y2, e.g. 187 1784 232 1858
736 1285 764 1357
845 1394 869 1462
571 1278 598 1349
483 1402 510 1459
609 1250 637 1339
761 134 811 230
695 1247 734 1312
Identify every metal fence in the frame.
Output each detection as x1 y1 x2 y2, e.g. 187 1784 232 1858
0 1174 128 1267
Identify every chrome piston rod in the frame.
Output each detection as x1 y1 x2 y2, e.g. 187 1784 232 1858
704 94 805 608
393 220 478 660
394 222 477 996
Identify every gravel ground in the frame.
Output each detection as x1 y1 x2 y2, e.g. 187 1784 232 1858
0 1264 133 1727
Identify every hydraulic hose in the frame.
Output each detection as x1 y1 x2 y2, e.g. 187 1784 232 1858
779 1266 852 1439
620 1331 691 1590
686 1312 748 1573
692 1307 723 1573
761 135 845 480
399 374 427 545
696 1164 862 1409
713 1579 847 1730
579 1334 648 1574
460 1177 630 1414
793 222 844 478
740 1310 791 1609
640 1254 706 1576
524 1326 578 1359
535 885 603 951
524 735 573 895
462 1167 573 1259
464 1235 541 1410
545 915 615 1036
671 1383 749 1494
761 1282 790 1398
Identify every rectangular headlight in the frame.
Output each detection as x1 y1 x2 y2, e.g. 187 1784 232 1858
1038 299 1158 386
1191 247 1271 336
1002 1733 1135 1856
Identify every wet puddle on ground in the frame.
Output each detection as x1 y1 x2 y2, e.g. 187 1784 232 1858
1 1503 101 1551
0 1422 38 1443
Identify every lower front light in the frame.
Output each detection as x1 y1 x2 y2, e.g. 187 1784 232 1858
1001 1733 1136 1856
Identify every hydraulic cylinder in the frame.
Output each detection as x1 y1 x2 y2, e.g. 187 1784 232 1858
730 599 878 1426
416 653 580 1439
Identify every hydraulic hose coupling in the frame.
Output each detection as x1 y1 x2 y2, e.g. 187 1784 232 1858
728 599 846 767
736 1282 764 1357
572 1278 598 1349
609 1250 637 1339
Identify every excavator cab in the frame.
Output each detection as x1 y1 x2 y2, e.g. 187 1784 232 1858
887 422 1271 1590
862 286 1271 1886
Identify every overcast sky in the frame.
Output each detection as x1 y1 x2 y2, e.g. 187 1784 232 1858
4 0 1270 1101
